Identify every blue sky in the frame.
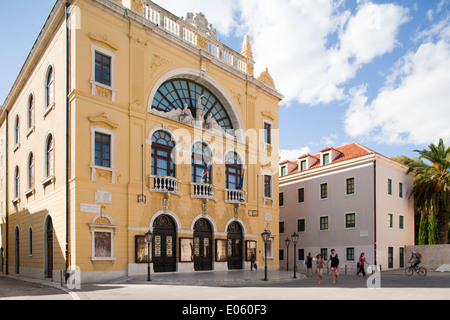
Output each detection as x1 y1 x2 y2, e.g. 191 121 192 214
1 0 449 161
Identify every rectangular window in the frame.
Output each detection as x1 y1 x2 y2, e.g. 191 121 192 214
279 221 285 234
263 122 272 145
320 183 328 199
280 166 286 177
95 132 111 168
297 219 305 232
322 153 330 165
263 175 272 198
298 249 305 261
320 216 329 231
298 188 305 203
399 215 404 229
388 247 394 268
399 247 405 268
279 249 285 261
388 213 393 228
388 178 392 195
346 177 355 195
95 52 111 86
346 248 355 261
399 182 403 198
345 213 356 228
300 160 306 171
321 248 328 260
279 192 284 206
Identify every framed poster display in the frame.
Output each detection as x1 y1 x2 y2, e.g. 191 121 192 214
135 235 151 263
215 239 227 262
179 238 194 262
246 240 257 261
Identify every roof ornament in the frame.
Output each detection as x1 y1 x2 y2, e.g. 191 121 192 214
184 12 217 38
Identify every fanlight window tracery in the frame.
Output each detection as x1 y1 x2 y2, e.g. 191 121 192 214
151 79 233 131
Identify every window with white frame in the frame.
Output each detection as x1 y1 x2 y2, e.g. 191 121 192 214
46 134 54 178
263 121 272 145
263 174 272 198
14 115 20 147
27 152 34 190
300 159 307 171
89 213 117 262
90 126 117 183
91 45 116 101
46 65 55 110
27 94 35 130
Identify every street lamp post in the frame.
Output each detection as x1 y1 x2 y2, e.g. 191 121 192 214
145 230 153 282
291 232 299 279
285 238 291 272
261 230 270 281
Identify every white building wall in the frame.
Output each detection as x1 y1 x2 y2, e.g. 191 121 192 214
375 158 415 270
280 154 414 272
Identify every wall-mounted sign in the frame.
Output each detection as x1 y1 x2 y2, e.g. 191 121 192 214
95 190 112 204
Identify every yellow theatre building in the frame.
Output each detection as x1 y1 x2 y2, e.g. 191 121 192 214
0 0 283 283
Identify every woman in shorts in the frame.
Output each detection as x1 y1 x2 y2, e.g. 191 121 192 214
315 254 324 284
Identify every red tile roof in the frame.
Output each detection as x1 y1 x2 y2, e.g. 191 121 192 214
280 142 378 175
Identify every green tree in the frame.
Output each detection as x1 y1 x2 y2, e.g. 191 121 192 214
418 211 427 245
406 139 450 244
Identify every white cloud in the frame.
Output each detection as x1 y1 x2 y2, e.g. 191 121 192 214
320 133 338 146
344 39 450 145
236 0 409 105
339 3 410 64
151 1 409 106
279 146 311 162
152 0 239 36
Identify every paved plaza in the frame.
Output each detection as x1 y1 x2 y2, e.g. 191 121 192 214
1 268 449 301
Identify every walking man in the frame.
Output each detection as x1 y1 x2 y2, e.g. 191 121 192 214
327 249 340 284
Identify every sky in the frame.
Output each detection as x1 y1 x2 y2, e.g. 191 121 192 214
1 0 449 161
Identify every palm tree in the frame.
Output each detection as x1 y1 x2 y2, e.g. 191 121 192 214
406 139 450 244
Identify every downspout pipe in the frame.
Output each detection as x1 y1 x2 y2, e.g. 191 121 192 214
65 0 71 280
373 159 377 267
4 110 9 274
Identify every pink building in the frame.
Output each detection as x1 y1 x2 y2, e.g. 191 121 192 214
279 142 414 272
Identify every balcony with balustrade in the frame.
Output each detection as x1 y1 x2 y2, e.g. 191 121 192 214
225 189 247 206
191 182 217 201
149 175 182 196
143 0 254 76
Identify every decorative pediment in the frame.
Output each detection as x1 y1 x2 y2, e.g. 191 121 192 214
261 111 275 121
258 68 276 88
89 33 120 51
88 112 119 129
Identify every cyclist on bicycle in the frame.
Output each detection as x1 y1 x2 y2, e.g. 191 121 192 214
408 251 422 271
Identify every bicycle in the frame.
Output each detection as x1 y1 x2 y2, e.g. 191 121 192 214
405 262 427 276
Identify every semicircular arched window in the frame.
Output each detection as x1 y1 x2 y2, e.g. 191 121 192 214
151 79 233 131
151 131 175 177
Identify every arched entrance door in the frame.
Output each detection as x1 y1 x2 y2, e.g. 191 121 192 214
152 215 176 273
14 227 20 274
45 218 54 278
193 219 212 271
227 222 243 270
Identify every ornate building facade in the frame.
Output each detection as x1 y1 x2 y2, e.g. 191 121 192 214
0 0 283 283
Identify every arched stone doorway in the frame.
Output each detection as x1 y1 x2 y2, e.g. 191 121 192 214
193 218 212 271
227 221 243 270
152 214 177 273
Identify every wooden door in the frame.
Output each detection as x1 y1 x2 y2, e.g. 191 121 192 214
227 222 243 270
152 215 177 273
46 218 53 278
193 219 212 271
